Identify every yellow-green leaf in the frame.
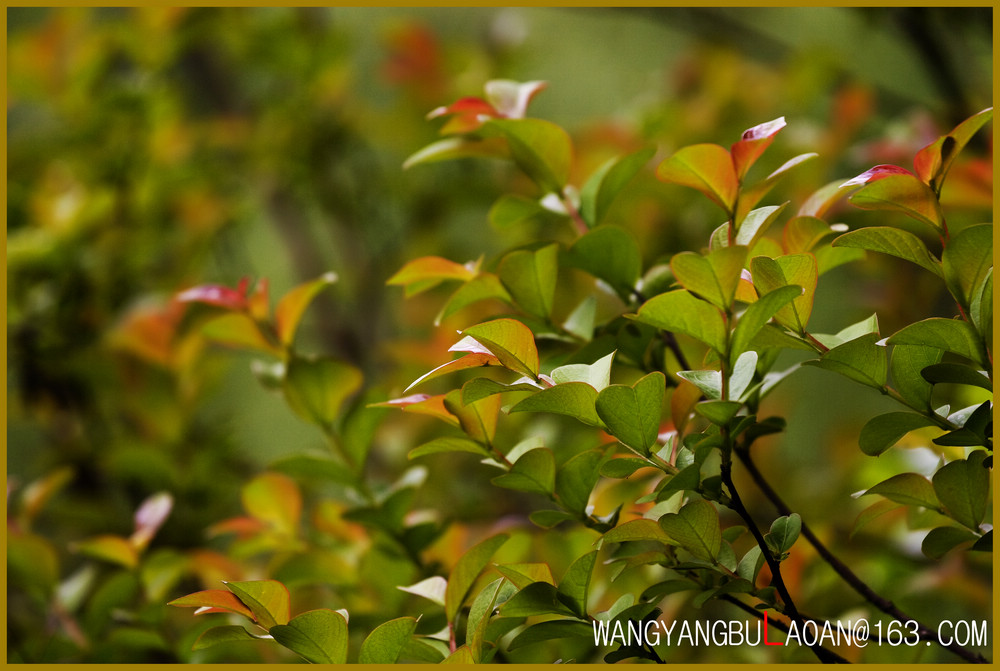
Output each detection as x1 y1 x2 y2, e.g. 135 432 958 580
462 318 540 378
223 580 290 630
275 272 338 345
657 143 738 214
270 609 348 664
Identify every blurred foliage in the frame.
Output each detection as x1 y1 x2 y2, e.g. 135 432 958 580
5 7 992 663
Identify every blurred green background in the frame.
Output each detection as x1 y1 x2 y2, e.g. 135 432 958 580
6 7 992 663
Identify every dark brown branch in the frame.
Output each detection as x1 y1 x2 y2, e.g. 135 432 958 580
734 446 989 664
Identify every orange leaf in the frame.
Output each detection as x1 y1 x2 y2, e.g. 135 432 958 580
168 589 255 620
275 272 338 346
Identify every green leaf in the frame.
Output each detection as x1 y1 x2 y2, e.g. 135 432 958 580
495 562 555 588
460 377 540 405
568 226 642 298
467 579 505 662
671 246 748 310
600 457 652 479
832 227 942 277
283 356 363 428
463 318 540 378
483 118 572 192
634 289 727 354
736 546 765 584
580 146 656 226
498 243 559 319
71 535 138 570
735 203 788 248
942 224 993 310
694 400 742 426
921 526 979 560
738 154 817 218
658 499 722 563
442 645 476 664
932 451 990 530
803 333 887 389
275 272 338 345
409 436 490 460
783 215 838 253
492 448 556 496
509 382 603 427
858 412 938 456
270 609 348 664
765 514 801 555
750 254 817 333
437 273 513 325
499 582 577 618
851 499 902 538
223 580 290 630
863 473 939 509
970 269 993 345
657 143 738 213
445 533 509 622
555 449 607 514
508 620 594 651
602 519 673 545
557 551 598 618
811 313 880 350
489 194 565 230
921 362 992 392
551 350 615 391
359 617 418 664
595 372 665 454
563 295 597 341
403 136 509 170
849 173 944 231
528 509 577 529
192 625 265 650
397 576 447 606
728 350 758 401
799 178 856 219
730 285 802 360
890 345 944 411
887 318 989 368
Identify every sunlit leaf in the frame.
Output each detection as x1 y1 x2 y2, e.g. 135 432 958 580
670 246 747 310
498 243 559 319
275 272 338 345
463 318 540 378
798 179 855 219
932 450 990 530
848 173 944 231
398 576 448 606
442 645 476 664
492 448 556 495
409 436 490 459
810 313 880 350
550 351 615 391
241 472 300 536
403 136 509 170
467 578 505 661
734 203 788 248
750 254 817 333
634 289 727 354
657 143 738 213
595 372 665 454
445 533 509 622
730 285 802 362
915 107 992 190
359 616 418 664
72 535 138 570
443 389 501 446
202 313 281 355
738 154 817 219
405 352 499 392
168 589 255 620
783 216 838 253
658 499 721 562
887 318 989 369
602 519 673 545
803 333 887 389
863 473 939 510
832 226 942 277
510 382 603 427
730 117 785 180
942 224 992 311
270 609 348 664
223 580 290 630
482 118 572 192
557 550 597 618
579 146 656 227
374 393 459 427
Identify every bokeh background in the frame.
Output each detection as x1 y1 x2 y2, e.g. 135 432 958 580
6 7 992 663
